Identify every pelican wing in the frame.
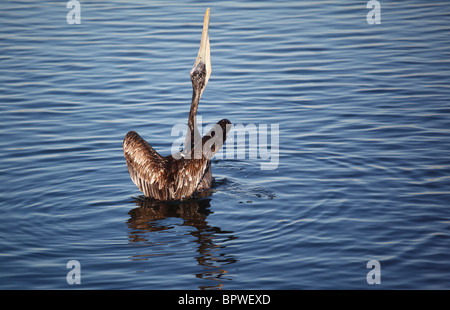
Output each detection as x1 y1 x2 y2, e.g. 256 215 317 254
172 158 210 198
123 131 169 199
123 131 210 200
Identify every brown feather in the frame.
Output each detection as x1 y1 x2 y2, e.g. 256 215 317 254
123 130 215 201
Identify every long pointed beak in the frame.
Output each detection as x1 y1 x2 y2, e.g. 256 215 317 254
192 8 211 89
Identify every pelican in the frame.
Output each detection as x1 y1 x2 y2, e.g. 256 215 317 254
123 8 231 201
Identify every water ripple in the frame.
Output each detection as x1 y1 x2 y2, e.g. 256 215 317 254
1 0 450 289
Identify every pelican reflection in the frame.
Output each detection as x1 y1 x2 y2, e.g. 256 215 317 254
127 196 237 289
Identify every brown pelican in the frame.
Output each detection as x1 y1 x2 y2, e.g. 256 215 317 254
123 8 231 201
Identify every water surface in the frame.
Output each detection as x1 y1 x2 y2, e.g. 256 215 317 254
1 0 449 289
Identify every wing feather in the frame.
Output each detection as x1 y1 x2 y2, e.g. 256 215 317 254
123 131 169 199
123 131 210 200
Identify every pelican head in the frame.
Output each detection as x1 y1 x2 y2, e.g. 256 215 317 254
190 8 211 98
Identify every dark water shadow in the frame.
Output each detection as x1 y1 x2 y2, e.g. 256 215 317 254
127 195 238 289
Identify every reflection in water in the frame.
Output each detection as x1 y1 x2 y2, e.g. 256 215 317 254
127 196 237 289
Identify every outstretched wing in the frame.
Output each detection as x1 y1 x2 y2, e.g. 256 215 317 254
123 131 169 199
172 157 210 198
123 131 208 200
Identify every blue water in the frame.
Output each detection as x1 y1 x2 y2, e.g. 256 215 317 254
1 0 449 289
